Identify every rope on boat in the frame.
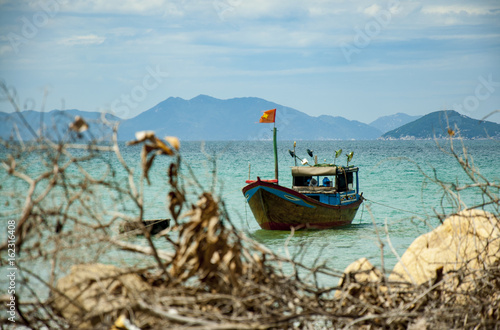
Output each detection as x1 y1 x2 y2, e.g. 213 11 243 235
358 201 365 224
363 197 426 217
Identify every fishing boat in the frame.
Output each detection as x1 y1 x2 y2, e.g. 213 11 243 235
242 109 363 230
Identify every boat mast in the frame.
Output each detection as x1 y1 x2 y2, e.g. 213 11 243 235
273 123 278 182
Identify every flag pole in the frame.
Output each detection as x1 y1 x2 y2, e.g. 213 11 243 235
273 121 278 182
258 108 278 183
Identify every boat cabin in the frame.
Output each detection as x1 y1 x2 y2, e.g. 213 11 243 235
291 166 359 204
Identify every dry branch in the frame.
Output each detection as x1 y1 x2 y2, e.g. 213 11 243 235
0 87 499 329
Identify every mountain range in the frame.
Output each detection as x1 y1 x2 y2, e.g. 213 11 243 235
380 110 500 140
117 95 382 141
0 110 120 142
1 95 499 141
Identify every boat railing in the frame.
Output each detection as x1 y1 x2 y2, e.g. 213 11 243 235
292 186 337 194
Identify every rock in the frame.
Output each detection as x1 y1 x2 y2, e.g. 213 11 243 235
52 263 151 328
389 209 500 287
339 258 384 285
335 258 385 299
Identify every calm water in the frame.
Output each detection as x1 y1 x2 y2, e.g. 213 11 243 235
1 139 499 288
139 139 500 275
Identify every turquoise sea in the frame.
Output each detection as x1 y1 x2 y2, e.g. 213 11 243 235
1 138 499 290
124 139 500 275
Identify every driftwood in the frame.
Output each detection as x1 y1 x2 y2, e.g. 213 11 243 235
119 219 170 236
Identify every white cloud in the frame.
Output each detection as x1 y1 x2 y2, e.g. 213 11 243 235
58 34 106 46
364 4 381 16
218 0 347 20
162 2 185 18
61 0 170 15
422 5 498 16
308 6 346 17
426 33 500 41
1 0 499 124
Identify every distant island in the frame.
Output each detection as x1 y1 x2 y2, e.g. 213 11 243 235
1 95 499 141
380 110 500 140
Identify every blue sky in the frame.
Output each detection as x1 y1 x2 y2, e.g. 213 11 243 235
1 0 499 124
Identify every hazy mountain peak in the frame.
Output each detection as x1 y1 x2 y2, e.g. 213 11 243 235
380 110 500 140
190 94 216 102
117 95 381 141
369 113 422 133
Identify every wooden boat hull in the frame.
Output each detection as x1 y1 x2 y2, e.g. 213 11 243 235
242 180 363 230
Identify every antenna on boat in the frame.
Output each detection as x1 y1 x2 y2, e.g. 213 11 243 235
293 141 297 166
289 148 310 166
334 149 342 165
306 149 317 165
346 151 354 166
289 149 301 163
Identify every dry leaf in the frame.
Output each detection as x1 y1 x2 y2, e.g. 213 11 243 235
127 131 180 183
69 116 89 133
135 130 155 142
165 136 180 151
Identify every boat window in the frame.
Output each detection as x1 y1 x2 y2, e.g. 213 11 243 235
293 176 311 186
337 171 353 192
